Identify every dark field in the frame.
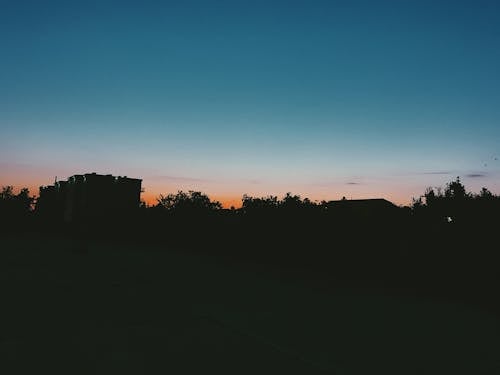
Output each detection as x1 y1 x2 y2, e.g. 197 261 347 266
1 235 499 374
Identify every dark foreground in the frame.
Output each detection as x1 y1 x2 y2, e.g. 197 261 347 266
1 234 499 374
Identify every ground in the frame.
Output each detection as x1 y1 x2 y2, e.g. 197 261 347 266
1 235 499 374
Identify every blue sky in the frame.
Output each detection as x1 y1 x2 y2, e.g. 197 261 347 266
1 0 499 205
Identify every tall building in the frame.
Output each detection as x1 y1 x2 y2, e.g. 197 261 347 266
37 173 142 223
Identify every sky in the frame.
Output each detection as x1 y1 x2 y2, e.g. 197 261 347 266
1 0 499 207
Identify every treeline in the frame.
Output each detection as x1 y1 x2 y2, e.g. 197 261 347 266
143 180 499 312
149 177 500 227
0 186 35 227
1 177 499 247
1 178 499 312
411 177 500 225
2 176 498 223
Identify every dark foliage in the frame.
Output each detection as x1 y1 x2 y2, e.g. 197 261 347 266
0 186 35 229
156 190 222 212
2 177 500 313
411 176 500 226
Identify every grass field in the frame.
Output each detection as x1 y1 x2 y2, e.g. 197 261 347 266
1 235 499 374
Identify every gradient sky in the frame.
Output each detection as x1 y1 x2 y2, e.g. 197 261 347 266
1 0 499 206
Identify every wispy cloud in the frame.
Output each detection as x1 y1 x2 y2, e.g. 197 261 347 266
419 171 452 175
309 178 367 187
246 179 261 185
465 173 487 178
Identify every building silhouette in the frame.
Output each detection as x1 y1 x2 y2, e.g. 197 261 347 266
325 198 399 220
37 173 142 223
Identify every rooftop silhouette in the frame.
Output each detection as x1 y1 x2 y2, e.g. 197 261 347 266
37 173 142 223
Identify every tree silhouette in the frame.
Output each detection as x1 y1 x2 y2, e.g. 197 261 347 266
477 187 493 199
241 194 279 213
412 176 500 226
0 186 34 211
1 185 14 200
156 190 222 212
0 186 35 229
444 176 467 199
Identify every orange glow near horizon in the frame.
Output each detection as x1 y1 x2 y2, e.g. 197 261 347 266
1 179 416 209
141 191 243 208
140 186 413 208
6 169 495 209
